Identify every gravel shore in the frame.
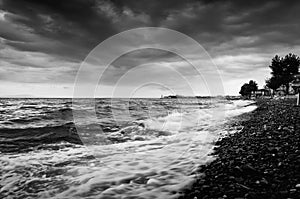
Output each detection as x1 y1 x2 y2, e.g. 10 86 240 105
181 99 300 199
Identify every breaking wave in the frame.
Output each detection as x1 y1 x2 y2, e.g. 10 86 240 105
0 98 256 199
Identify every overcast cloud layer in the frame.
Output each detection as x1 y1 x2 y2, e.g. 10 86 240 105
1 0 300 97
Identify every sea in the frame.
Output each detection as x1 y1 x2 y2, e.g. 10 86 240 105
0 98 257 199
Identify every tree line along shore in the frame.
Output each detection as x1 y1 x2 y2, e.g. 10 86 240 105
240 53 300 99
180 98 300 199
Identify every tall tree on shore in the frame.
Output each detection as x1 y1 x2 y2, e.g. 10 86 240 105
267 53 300 94
239 80 258 98
266 76 282 94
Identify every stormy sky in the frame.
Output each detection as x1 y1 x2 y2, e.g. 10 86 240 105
1 0 300 97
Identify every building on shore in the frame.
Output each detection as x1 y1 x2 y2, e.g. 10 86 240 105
251 88 271 98
291 74 300 93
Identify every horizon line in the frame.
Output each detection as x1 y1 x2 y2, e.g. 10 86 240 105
0 95 239 99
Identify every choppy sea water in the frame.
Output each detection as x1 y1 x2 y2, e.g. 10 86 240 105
0 98 256 199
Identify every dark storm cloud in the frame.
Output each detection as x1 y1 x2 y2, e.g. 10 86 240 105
1 0 300 61
159 0 300 51
0 0 117 61
109 0 191 25
1 0 300 96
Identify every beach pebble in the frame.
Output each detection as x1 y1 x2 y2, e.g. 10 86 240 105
147 178 162 186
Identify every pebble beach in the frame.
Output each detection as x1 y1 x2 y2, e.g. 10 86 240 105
181 98 300 199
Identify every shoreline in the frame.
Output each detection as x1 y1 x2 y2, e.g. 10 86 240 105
180 98 300 199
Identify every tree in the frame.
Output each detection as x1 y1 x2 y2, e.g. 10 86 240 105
267 53 300 94
239 83 251 98
239 80 258 98
266 76 282 91
248 80 258 92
